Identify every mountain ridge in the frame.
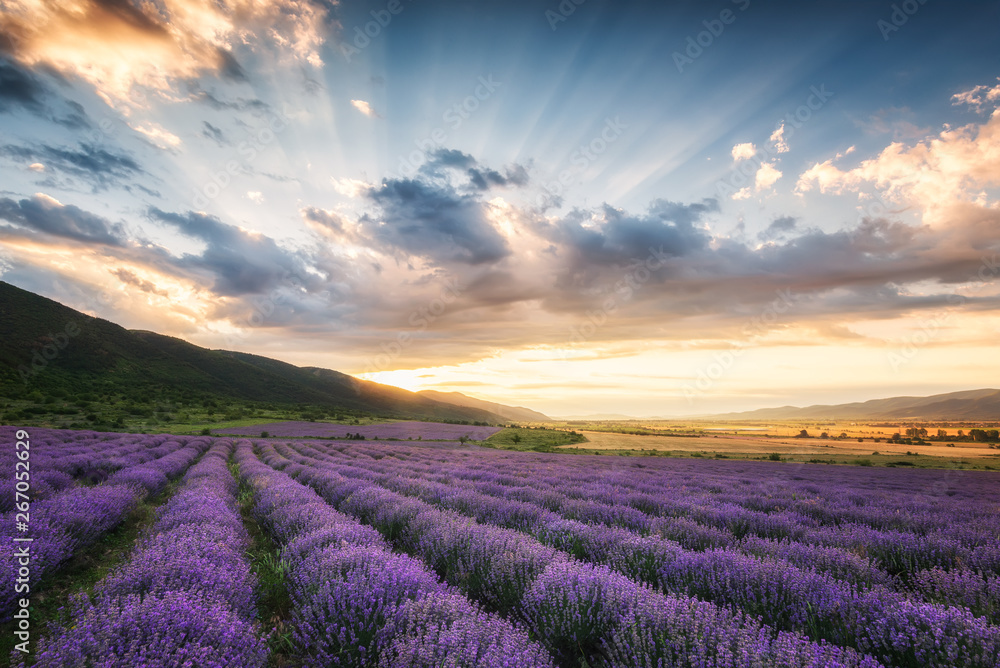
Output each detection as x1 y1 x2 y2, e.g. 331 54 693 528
0 281 505 423
416 390 552 422
705 389 1000 420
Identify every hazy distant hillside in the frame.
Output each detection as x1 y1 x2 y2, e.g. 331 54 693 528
708 389 1000 420
0 281 503 423
417 390 551 422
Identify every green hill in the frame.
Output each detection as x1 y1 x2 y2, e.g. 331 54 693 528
0 281 502 424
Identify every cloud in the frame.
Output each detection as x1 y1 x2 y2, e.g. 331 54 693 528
4 176 998 372
129 121 182 149
415 149 530 192
532 198 717 288
247 190 264 204
0 58 45 113
770 122 789 154
731 142 756 161
111 267 169 296
758 216 797 241
797 92 1000 224
202 121 226 145
0 193 128 245
1 142 144 190
186 83 270 112
302 206 350 238
331 177 371 198
952 78 1000 113
0 58 94 128
364 178 511 265
307 151 531 267
755 162 782 191
350 99 378 118
467 164 529 191
148 207 321 296
0 0 335 105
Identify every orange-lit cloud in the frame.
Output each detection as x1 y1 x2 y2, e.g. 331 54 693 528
0 0 334 106
350 99 378 118
731 142 756 161
797 82 1000 225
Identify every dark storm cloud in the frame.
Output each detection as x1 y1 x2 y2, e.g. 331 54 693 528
468 164 529 190
0 59 45 113
364 177 511 265
418 149 530 191
538 198 717 271
0 59 93 128
758 216 797 241
0 195 128 246
148 207 320 296
216 48 246 81
1 142 143 189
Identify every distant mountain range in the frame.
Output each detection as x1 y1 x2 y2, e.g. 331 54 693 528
0 281 527 423
417 390 551 422
707 389 1000 421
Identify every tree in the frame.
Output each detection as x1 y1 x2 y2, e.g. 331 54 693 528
459 435 469 444
511 433 522 444
796 429 810 438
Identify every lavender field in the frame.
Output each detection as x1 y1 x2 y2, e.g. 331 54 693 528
4 425 1000 667
214 420 502 441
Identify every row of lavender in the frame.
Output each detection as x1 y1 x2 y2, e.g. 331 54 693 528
312 438 1000 564
0 427 203 510
234 439 557 668
327 439 998 616
298 439 1000 594
254 439 884 668
291 439 1000 612
268 439 1000 667
24 439 269 667
1 433 209 621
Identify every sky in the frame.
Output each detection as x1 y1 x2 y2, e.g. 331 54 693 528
0 0 999 417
